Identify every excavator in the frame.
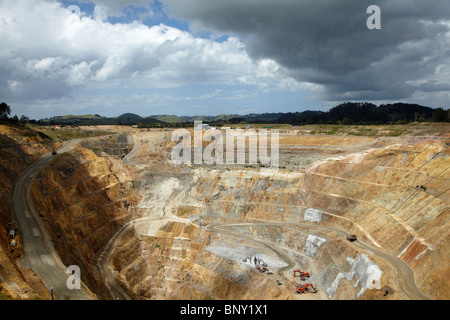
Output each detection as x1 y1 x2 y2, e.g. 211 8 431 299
293 269 310 278
296 283 317 294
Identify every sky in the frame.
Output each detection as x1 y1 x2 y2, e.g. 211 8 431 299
1 0 449 119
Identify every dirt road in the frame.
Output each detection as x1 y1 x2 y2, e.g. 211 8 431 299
207 220 433 300
12 139 94 300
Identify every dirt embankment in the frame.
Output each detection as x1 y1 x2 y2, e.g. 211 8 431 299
28 147 140 298
0 124 60 299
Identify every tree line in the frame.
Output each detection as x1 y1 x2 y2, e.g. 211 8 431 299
1 101 448 128
0 102 29 126
274 102 448 125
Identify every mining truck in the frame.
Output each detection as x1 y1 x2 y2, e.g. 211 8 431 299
347 234 357 242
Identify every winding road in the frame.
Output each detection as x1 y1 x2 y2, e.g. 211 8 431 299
12 140 94 300
98 214 432 300
207 220 433 300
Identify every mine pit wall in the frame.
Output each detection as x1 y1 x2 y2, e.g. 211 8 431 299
210 222 397 299
0 128 60 258
128 169 389 300
189 139 448 299
110 221 292 300
28 147 139 298
18 129 448 300
0 126 61 299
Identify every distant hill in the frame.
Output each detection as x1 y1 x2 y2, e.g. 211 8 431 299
321 102 435 124
180 115 227 122
37 102 447 126
41 113 164 126
116 113 143 125
42 114 109 125
151 115 183 123
178 111 324 124
52 114 105 120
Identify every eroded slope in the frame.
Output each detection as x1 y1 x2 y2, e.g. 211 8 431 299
101 127 448 300
22 125 449 300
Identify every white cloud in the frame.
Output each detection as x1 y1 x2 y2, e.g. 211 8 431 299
0 0 297 114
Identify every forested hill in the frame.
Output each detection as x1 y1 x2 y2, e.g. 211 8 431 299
31 102 449 126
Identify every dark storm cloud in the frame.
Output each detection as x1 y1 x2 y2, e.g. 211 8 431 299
163 0 450 101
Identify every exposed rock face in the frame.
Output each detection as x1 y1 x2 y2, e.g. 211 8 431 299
79 129 444 300
306 140 449 300
326 253 382 299
28 147 139 298
110 221 291 300
0 125 60 299
181 138 448 299
15 126 448 300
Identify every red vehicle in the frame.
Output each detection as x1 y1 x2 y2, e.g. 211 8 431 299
293 269 310 278
296 283 317 294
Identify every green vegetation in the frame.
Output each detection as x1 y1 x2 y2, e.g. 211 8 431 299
0 284 11 300
33 126 110 141
347 127 377 136
52 114 104 120
151 115 183 123
1 101 449 130
297 124 415 137
0 102 11 119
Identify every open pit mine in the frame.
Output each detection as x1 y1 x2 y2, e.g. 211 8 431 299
1 124 449 300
